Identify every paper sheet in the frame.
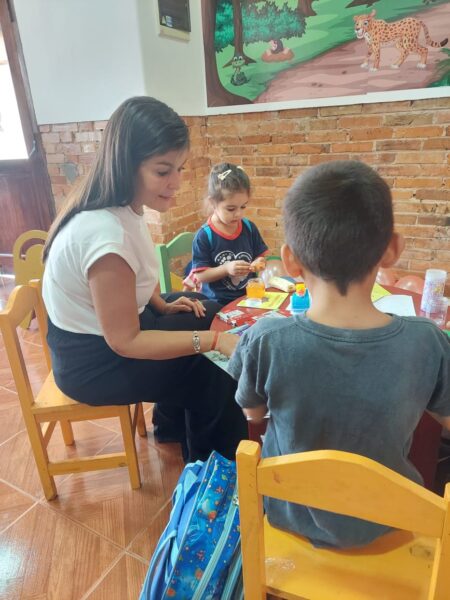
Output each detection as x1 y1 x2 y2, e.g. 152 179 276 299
371 283 391 303
373 294 416 316
237 291 288 310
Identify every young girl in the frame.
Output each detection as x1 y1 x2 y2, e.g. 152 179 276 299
185 163 268 305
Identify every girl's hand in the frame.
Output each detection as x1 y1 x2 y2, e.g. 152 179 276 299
166 297 206 318
250 257 266 272
215 332 240 357
225 260 251 277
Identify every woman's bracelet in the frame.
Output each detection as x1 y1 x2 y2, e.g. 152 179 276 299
211 330 220 351
192 330 201 353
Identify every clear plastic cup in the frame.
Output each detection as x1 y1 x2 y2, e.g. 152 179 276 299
246 277 265 299
420 269 447 313
422 296 448 329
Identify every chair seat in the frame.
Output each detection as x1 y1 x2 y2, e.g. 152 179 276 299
32 371 120 419
263 517 435 600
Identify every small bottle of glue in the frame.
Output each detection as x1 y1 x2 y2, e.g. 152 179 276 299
290 282 310 313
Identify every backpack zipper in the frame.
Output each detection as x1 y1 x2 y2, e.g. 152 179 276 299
192 491 239 600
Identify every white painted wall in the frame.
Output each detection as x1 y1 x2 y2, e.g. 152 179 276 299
14 0 205 124
135 0 206 116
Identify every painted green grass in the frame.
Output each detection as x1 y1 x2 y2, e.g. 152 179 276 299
430 48 450 86
217 0 450 100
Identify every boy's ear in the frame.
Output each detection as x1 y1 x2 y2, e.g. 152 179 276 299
281 244 304 277
380 232 405 268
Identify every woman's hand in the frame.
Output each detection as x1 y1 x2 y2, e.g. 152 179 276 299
215 332 240 357
225 260 251 277
165 296 206 318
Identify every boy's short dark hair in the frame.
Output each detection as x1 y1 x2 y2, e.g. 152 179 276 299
283 160 393 295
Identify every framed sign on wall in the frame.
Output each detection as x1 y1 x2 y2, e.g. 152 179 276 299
158 0 191 39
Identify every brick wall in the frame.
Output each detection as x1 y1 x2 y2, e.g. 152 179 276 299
40 97 450 285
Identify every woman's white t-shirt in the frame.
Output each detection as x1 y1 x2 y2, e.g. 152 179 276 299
43 206 159 335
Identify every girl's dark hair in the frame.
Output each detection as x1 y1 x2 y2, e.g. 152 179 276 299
206 162 250 213
283 160 393 295
43 96 189 261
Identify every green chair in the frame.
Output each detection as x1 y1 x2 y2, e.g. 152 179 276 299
155 232 194 293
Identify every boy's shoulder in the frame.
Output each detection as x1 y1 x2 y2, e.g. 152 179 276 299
243 313 295 342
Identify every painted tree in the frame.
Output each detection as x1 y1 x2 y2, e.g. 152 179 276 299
223 0 256 67
297 0 317 17
216 1 305 50
202 0 251 106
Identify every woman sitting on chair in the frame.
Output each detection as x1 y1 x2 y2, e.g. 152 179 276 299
42 96 247 462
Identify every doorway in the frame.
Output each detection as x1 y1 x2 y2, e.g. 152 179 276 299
0 0 54 278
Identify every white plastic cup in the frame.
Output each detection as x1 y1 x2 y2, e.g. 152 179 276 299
420 269 447 313
428 297 449 329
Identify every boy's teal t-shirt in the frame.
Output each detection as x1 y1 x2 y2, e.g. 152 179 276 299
228 313 450 549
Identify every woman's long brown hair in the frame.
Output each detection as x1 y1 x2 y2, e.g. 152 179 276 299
43 96 189 261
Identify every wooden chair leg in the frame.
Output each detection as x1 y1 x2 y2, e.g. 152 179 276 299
60 420 74 445
119 406 141 489
28 417 57 500
135 403 147 437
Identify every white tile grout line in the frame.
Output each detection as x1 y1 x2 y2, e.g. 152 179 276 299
125 497 171 554
79 549 128 600
0 495 38 537
0 476 40 503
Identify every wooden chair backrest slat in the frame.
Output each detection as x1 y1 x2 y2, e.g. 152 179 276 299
0 285 42 408
256 450 445 538
156 232 194 293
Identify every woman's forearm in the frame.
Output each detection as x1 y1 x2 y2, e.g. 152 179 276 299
148 291 168 314
107 328 217 360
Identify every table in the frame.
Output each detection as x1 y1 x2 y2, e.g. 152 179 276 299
212 284 449 491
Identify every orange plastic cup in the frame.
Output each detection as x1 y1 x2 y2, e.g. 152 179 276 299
246 277 265 299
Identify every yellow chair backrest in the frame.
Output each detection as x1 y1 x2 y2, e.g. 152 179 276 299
12 230 47 328
237 440 450 600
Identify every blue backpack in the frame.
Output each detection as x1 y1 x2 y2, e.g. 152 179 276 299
139 451 243 600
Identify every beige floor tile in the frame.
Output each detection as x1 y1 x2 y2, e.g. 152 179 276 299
0 387 24 444
0 421 118 499
128 499 171 561
0 503 121 600
85 554 147 600
48 436 183 548
0 481 35 532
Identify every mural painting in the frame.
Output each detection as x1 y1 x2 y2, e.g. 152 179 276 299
201 0 450 108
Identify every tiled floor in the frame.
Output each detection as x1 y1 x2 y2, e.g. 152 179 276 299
0 281 184 599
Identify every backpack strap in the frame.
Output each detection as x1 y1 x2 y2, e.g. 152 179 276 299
242 218 253 233
201 224 212 245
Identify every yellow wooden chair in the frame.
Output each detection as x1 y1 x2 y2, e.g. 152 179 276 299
0 282 143 500
12 230 47 328
236 440 450 600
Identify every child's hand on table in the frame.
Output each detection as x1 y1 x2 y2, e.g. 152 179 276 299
225 260 251 277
